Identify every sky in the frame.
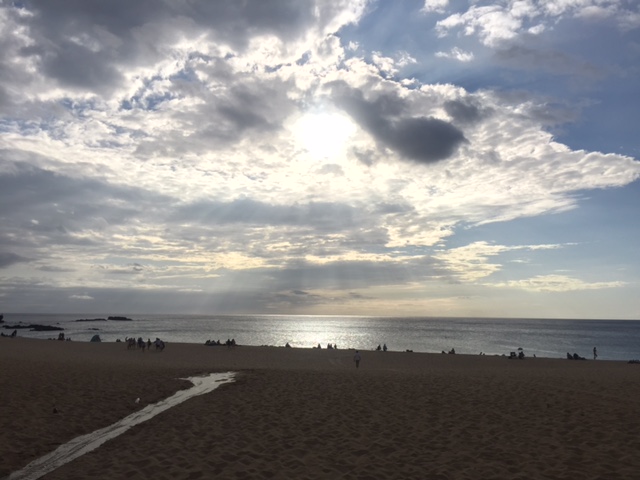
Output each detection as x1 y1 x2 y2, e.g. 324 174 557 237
1 0 639 319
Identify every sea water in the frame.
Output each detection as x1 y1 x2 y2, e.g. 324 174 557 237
2 313 639 361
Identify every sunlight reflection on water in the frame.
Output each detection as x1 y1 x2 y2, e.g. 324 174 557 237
6 314 640 360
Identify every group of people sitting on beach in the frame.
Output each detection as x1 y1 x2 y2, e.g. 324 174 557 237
567 352 586 360
205 338 237 347
376 344 388 351
0 329 18 338
121 337 164 352
566 347 599 360
314 343 338 349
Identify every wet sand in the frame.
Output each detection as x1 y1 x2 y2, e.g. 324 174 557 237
1 337 639 479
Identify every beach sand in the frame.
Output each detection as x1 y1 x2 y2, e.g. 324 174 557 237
1 338 639 479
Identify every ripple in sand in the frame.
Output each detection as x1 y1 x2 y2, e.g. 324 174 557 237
5 372 235 480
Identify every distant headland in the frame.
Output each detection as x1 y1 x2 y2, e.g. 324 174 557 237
75 316 133 322
3 324 64 332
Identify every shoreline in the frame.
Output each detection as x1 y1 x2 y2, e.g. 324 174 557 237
4 313 638 362
2 337 640 479
1 334 612 362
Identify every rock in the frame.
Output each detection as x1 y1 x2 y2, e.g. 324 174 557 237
3 324 64 332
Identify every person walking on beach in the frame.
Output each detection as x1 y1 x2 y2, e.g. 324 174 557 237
593 347 598 360
354 351 361 368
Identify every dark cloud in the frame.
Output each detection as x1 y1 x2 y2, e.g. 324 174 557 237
352 148 378 167
0 251 461 314
329 82 466 164
37 265 75 272
0 85 10 112
374 202 411 215
263 255 447 292
7 1 321 94
97 263 145 275
317 164 344 176
385 116 466 163
0 164 139 224
0 156 172 251
0 252 30 268
172 198 360 232
444 99 487 124
133 74 297 156
193 80 293 135
494 45 605 82
30 41 123 92
490 90 581 128
271 290 325 308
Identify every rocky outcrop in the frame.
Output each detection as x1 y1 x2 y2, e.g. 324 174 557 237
3 324 64 332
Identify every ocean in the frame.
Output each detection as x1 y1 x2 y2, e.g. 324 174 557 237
2 313 639 361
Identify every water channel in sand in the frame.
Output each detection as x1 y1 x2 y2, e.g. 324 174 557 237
5 372 236 480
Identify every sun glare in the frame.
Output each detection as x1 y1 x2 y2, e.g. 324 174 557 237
293 112 356 159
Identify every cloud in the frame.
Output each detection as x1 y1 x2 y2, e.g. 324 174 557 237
0 1 638 317
172 198 359 231
489 274 625 292
443 99 485 124
0 158 171 257
422 0 449 15
0 252 30 268
329 82 466 163
6 1 337 95
435 1 640 48
434 241 565 282
69 294 94 300
38 265 75 272
435 47 474 62
494 45 605 81
371 50 417 76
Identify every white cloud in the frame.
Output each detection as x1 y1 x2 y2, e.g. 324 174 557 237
435 47 475 62
435 0 640 47
371 51 399 75
0 1 638 316
489 274 625 292
397 51 418 67
433 241 564 282
370 50 417 76
69 294 94 300
422 0 449 14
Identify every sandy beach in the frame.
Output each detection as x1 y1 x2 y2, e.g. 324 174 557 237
1 337 639 479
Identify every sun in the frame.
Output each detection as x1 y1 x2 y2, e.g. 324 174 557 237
293 112 356 159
